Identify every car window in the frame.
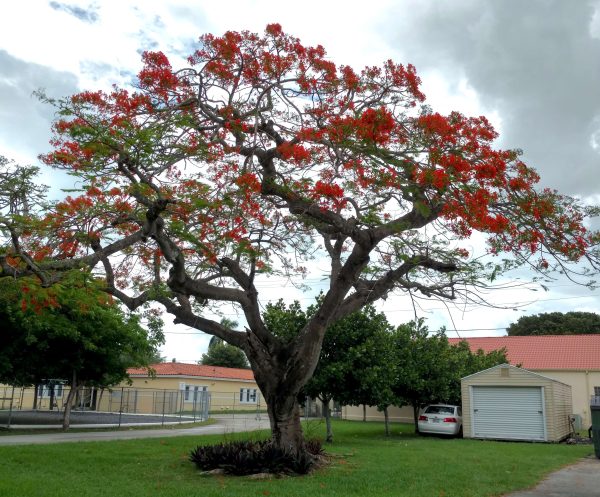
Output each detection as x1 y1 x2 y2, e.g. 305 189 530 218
424 406 454 414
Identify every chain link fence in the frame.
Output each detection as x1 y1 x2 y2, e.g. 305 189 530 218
0 384 214 429
1 385 338 429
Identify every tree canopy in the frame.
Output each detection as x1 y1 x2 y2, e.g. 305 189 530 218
200 342 249 369
507 311 600 335
0 24 598 451
0 275 164 388
391 321 508 431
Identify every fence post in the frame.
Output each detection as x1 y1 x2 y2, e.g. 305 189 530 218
192 390 197 422
6 386 15 429
161 390 166 426
179 390 183 423
118 387 124 428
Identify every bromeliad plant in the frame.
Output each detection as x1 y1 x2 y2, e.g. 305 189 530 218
189 439 323 475
1 24 599 455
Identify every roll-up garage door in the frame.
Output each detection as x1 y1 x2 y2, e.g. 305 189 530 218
471 386 546 441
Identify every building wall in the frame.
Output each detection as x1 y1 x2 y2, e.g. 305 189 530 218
342 404 414 423
125 375 262 413
461 365 572 442
1 374 262 414
532 370 600 428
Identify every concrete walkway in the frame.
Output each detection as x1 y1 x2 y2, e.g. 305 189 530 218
0 414 270 446
504 456 600 497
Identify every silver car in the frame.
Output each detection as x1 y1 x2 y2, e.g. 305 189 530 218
418 404 462 436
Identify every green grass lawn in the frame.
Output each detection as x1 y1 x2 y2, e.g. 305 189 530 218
0 420 592 497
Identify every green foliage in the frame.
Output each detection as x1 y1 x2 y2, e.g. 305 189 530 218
445 340 509 404
507 311 600 335
391 320 452 409
263 300 307 341
0 275 164 387
189 438 322 475
391 320 508 417
200 342 249 369
264 299 395 411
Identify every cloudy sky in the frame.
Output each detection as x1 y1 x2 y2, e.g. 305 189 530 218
1 0 600 361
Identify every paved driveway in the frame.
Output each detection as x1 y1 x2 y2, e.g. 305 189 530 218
0 414 269 446
504 456 600 497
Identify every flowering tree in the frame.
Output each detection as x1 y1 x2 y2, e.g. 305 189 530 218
1 25 599 451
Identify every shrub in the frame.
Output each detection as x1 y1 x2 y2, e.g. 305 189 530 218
189 438 324 475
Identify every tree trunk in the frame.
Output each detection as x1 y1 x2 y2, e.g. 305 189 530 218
264 394 304 450
32 384 38 410
383 406 390 437
322 396 333 443
91 388 98 411
412 403 420 434
62 371 77 431
250 346 315 452
363 404 366 422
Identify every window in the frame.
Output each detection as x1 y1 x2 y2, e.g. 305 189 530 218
594 386 600 396
40 384 63 398
239 388 257 404
182 384 206 402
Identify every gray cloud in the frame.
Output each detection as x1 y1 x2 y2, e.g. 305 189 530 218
384 0 600 196
48 1 99 23
0 50 78 179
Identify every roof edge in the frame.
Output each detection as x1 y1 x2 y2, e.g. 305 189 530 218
461 363 571 386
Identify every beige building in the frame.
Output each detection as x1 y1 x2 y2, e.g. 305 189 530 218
1 362 262 416
124 362 262 413
342 404 414 423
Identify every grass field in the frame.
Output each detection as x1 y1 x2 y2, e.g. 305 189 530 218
0 420 592 497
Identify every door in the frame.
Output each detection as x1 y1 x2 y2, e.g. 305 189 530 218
471 386 546 441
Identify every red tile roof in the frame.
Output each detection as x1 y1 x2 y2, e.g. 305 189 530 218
127 362 255 381
448 335 600 370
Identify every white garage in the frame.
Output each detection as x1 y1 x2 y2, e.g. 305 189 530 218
461 364 572 442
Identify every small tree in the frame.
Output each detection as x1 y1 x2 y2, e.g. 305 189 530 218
264 300 394 441
0 276 163 429
1 25 598 452
445 340 508 405
391 320 452 431
391 320 507 432
200 342 249 369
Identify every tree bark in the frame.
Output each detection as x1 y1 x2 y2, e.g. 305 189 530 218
322 396 333 443
383 406 390 437
62 371 77 431
49 384 55 411
412 403 420 434
32 384 38 410
362 404 367 422
265 394 304 450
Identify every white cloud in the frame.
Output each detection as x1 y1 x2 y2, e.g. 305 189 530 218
2 0 599 361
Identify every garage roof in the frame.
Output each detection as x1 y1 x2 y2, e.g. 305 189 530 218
449 335 600 370
127 362 255 381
